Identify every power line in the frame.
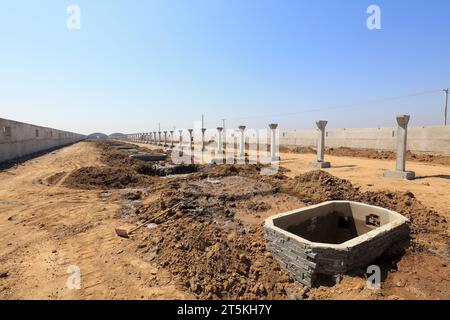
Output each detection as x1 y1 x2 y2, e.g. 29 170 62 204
221 88 443 122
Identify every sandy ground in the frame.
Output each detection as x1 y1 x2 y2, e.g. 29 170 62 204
0 141 448 299
0 142 191 299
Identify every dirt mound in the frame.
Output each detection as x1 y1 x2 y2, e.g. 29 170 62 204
284 170 359 205
202 163 288 179
203 164 260 177
64 167 153 189
281 145 450 165
146 215 303 299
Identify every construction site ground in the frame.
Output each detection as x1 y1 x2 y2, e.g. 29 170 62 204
0 141 448 300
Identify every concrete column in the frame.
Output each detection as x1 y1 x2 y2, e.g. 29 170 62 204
384 115 415 180
163 131 168 147
170 130 174 148
153 132 157 144
158 131 162 145
238 126 246 158
211 127 224 164
188 129 194 150
269 123 279 161
201 128 206 152
178 130 183 148
309 120 331 168
217 127 223 154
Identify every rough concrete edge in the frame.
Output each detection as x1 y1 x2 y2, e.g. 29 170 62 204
264 201 410 250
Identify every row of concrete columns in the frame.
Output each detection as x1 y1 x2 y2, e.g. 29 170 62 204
126 124 281 161
124 115 414 180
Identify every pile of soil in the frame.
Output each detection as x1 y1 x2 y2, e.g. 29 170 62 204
201 163 289 180
283 170 358 205
148 216 303 299
64 166 154 190
281 145 450 166
202 164 262 178
64 141 198 190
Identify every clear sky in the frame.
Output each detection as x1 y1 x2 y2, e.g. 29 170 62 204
0 0 449 135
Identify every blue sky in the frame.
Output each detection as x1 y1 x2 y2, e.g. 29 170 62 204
0 0 449 134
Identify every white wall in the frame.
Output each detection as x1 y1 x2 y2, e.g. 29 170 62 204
0 118 86 163
280 126 450 155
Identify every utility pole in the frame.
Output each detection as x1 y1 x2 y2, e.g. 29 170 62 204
444 88 449 126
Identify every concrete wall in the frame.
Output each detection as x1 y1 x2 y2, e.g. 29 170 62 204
280 126 450 155
0 117 86 163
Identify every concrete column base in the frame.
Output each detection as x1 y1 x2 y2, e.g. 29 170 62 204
383 170 415 180
309 161 331 168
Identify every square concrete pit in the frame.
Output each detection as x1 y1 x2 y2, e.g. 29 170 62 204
264 201 410 287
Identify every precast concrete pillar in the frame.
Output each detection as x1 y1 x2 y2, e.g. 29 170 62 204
163 131 168 147
217 127 223 154
309 120 331 168
170 130 174 148
158 131 162 145
201 128 206 152
179 130 183 148
238 126 246 158
188 129 194 150
211 127 224 164
269 123 279 161
384 115 415 180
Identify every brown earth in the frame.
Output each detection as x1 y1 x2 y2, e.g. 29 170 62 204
0 140 449 300
280 146 450 166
